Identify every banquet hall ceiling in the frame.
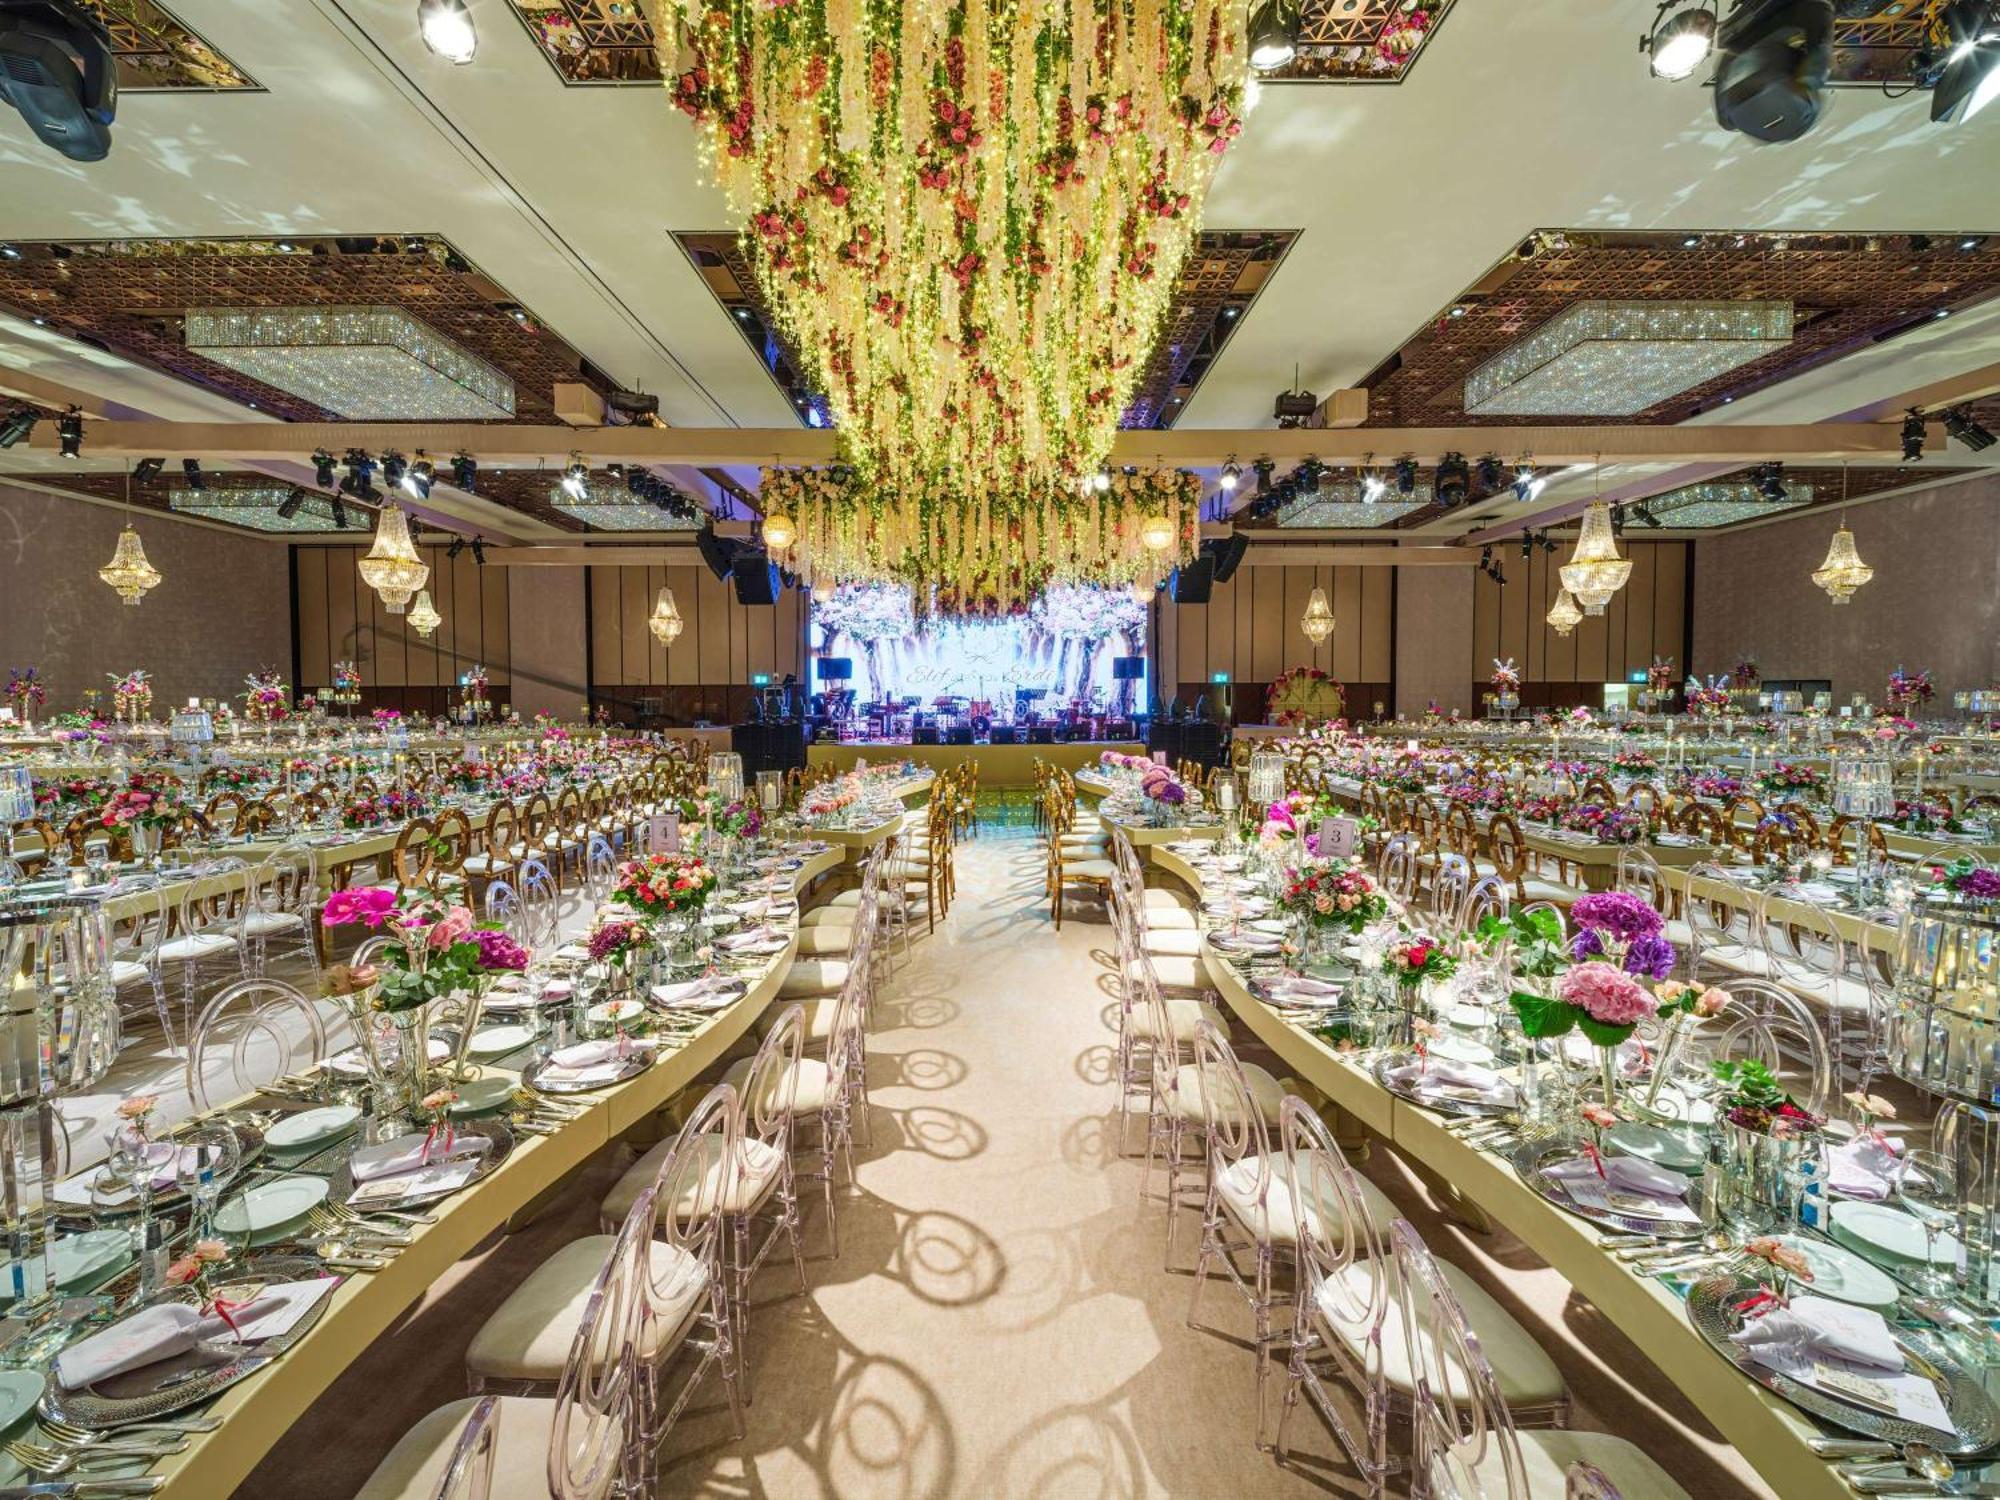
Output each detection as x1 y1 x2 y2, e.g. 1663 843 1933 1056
3 0 2000 540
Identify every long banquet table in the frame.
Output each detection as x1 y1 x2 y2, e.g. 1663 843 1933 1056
128 815 905 1500
1146 839 1855 1500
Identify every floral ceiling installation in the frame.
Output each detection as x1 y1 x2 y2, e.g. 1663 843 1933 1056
648 0 1248 611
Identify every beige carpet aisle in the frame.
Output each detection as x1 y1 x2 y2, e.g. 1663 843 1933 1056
248 825 1770 1499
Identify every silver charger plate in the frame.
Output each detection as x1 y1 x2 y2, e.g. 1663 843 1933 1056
1686 1272 2000 1456
51 1121 267 1223
327 1118 514 1211
1373 1054 1518 1119
1510 1135 1705 1240
521 1050 654 1095
39 1252 335 1429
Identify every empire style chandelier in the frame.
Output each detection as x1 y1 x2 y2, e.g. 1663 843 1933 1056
1546 588 1584 636
1300 586 1334 644
98 526 162 605
357 506 430 613
647 586 684 644
1811 523 1874 604
1558 501 1633 615
653 0 1249 613
406 589 443 638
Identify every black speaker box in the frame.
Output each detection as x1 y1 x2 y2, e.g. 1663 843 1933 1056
1171 556 1215 604
944 726 974 746
696 527 735 581
733 553 780 605
987 725 1019 745
1026 724 1054 744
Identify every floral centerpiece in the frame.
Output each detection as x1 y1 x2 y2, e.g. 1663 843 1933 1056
100 781 182 856
707 793 762 842
1280 859 1386 940
340 789 428 830
1894 797 1956 832
610 852 718 920
1611 747 1657 774
1686 677 1729 717
1758 761 1825 798
1683 771 1743 800
801 779 860 823
1730 660 1761 690
1933 857 2000 904
1384 936 1455 991
1268 667 1344 728
1561 802 1647 845
242 668 290 724
4 666 47 723
1137 761 1188 824
108 669 152 724
1887 665 1934 713
1568 892 1678 980
1646 656 1677 695
1490 658 1521 696
587 919 649 984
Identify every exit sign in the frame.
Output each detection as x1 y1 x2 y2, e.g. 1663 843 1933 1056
1210 672 1231 685
750 673 771 686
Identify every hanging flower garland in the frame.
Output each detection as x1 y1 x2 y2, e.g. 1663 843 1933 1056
648 0 1249 553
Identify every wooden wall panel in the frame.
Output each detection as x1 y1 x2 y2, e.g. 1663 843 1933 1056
294 544 510 705
1469 540 1687 691
582 560 812 709
665 569 700 687
1361 566 1393 682
1331 566 1361 682
296 549 328 689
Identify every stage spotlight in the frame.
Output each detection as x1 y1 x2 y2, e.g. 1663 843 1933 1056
403 455 434 500
0 410 34 448
1253 457 1275 494
340 449 379 501
1219 459 1240 492
1712 0 1834 143
1931 0 2000 123
1513 462 1546 502
1634 502 1663 528
1360 469 1388 504
1644 3 1718 78
55 407 81 458
1435 452 1471 508
380 452 407 491
446 536 465 559
1756 462 1788 501
1394 456 1418 495
1295 459 1322 496
1479 545 1493 566
133 457 163 483
276 488 306 521
1901 411 1927 461
1520 532 1534 560
1944 405 1998 450
418 0 477 64
451 453 476 491
1542 532 1558 554
470 536 487 566
1475 453 1504 489
1247 0 1297 71
312 449 337 488
1492 567 1507 587
181 458 206 491
329 494 349 528
1611 506 1627 537
561 455 589 500
0 0 117 162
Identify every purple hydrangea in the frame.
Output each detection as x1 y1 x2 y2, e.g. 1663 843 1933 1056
1957 867 2000 900
1623 933 1678 980
1569 890 1664 945
473 927 529 973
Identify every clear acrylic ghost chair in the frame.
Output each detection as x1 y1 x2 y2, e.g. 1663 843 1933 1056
1431 854 1473 936
517 858 562 949
1186 1022 1293 1444
1714 977 1833 1120
153 857 250 1035
582 834 616 905
1460 876 1510 936
1684 862 1767 981
432 1395 498 1500
107 882 179 1048
716 1006 810 1339
243 839 320 981
482 879 522 944
184 977 328 1112
1756 890 1883 1088
1275 1095 1396 1490
1378 835 1420 906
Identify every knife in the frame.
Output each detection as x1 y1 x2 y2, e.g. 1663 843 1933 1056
0 1481 167 1497
1846 1481 2000 1497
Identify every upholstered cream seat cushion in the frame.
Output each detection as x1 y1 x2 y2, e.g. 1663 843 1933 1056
1133 955 1208 993
1492 1430 1692 1500
1142 928 1204 958
1124 996 1224 1043
464 1236 704 1384
756 998 843 1046
1062 859 1116 881
1315 1257 1564 1410
1517 877 1585 905
1216 1150 1395 1245
795 924 856 958
354 1396 575 1500
242 910 305 937
780 959 848 999
1143 887 1197 913
800 906 858 928
155 933 237 963
722 1053 833 1116
1139 906 1199 930
600 1131 782 1226
1169 1060 1284 1126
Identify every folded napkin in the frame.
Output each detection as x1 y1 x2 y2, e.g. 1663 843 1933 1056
1827 1135 1905 1201
1267 974 1346 999
718 925 781 951
55 1290 299 1390
1732 1294 1903 1371
1546 1154 1691 1199
350 1130 491 1183
540 980 574 1000
1386 1058 1512 1104
550 1038 629 1069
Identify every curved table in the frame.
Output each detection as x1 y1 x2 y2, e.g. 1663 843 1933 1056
1150 843 1849 1500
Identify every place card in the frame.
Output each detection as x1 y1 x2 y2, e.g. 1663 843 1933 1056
348 1157 480 1207
1562 1175 1700 1224
1745 1343 1952 1432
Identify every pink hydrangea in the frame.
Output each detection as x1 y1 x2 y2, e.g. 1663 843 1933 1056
322 885 398 929
1558 961 1656 1028
426 906 476 950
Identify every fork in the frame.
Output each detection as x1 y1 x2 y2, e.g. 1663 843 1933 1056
30 1426 186 1459
321 1200 433 1228
306 1207 409 1245
5 1438 176 1474
41 1418 216 1442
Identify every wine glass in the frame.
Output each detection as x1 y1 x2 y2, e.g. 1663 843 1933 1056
174 1126 240 1240
1896 1148 1966 1297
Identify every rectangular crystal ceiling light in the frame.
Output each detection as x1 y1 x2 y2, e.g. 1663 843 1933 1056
184 305 516 420
1645 478 1812 528
1277 481 1429 527
169 486 367 533
1463 300 1793 417
552 497 705 532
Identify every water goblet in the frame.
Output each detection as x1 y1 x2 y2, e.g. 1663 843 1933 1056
174 1126 240 1240
1897 1148 1966 1297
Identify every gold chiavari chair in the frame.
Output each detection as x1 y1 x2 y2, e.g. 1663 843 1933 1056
391 818 441 895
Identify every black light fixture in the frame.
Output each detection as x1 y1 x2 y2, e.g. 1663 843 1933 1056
1479 545 1494 566
1943 405 1998 451
1610 505 1627 537
53 406 82 458
403 454 434 500
1246 0 1297 70
1634 502 1664 528
417 0 477 63
1755 461 1788 501
1475 454 1504 490
451 453 477 491
561 454 589 500
1643 2 1719 78
1930 0 2000 123
380 451 407 491
1434 451 1471 508
1512 461 1545 502
329 493 349 529
1712 0 1834 144
340 449 379 501
276 488 306 520
132 456 163 483
446 535 465 559
1901 410 1928 461
312 449 337 488
1253 457 1275 495
0 0 118 162
1295 458 1323 496
1219 458 1240 493
470 536 487 566
0 410 34 449
181 457 206 491
1393 456 1418 495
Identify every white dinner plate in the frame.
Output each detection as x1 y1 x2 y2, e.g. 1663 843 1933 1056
1777 1233 1902 1309
0 1370 43 1432
1245 918 1290 936
212 1174 329 1236
468 1024 537 1057
585 998 644 1027
1445 1004 1490 1030
330 1037 451 1078
265 1104 361 1151
1830 1199 1962 1266
0 1231 132 1304
448 1076 517 1117
1427 1034 1494 1066
1605 1122 1706 1173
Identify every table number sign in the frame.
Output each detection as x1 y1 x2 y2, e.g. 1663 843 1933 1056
1320 817 1359 861
648 810 681 854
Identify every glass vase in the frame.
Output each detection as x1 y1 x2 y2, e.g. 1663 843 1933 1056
377 1003 433 1124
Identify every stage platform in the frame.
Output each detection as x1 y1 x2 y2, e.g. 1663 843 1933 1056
806 739 1144 788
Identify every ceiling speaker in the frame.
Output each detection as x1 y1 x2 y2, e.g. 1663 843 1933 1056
695 526 735 581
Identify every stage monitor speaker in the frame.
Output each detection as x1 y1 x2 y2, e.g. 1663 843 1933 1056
1171 556 1215 604
1026 724 1054 744
944 725 974 746
696 527 734 581
1110 656 1145 682
733 551 781 605
1206 532 1249 584
816 657 853 682
987 725 1020 745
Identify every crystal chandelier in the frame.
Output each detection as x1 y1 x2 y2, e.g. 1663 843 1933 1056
1559 502 1633 615
98 526 162 605
647 587 684 644
406 589 443 637
1546 588 1583 636
1300 587 1334 645
1811 523 1874 604
357 506 430 614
